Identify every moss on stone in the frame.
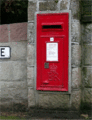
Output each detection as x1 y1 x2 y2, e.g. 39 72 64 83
83 67 87 76
1 103 27 112
80 100 92 111
55 0 58 3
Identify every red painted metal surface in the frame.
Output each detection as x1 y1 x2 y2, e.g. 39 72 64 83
36 13 69 91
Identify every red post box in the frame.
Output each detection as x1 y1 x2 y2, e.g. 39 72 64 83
36 13 69 91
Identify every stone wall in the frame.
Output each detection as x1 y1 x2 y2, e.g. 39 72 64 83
81 23 92 108
0 22 28 110
0 0 91 111
27 0 81 110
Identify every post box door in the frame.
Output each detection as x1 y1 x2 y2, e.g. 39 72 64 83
36 13 69 91
41 37 64 89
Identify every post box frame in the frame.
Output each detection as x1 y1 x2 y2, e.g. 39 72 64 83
34 10 71 94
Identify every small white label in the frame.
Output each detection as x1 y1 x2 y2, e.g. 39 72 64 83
46 43 58 61
50 37 54 41
0 47 10 58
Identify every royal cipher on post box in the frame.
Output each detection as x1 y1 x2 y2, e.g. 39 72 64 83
36 12 71 92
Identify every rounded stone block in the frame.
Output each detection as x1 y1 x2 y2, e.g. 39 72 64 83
71 19 81 42
27 78 34 87
0 98 13 106
60 0 69 10
71 90 81 110
27 44 35 66
27 67 34 79
0 85 28 100
11 61 27 80
0 61 27 80
83 67 92 87
9 88 27 100
0 81 27 89
71 45 81 66
82 24 92 43
28 88 35 107
10 42 27 60
0 62 13 80
83 45 92 65
27 23 34 43
70 0 80 19
38 94 70 109
72 67 81 89
39 1 57 11
28 1 36 21
84 88 92 103
0 98 27 107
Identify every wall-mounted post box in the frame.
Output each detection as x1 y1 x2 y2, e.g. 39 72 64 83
36 12 71 91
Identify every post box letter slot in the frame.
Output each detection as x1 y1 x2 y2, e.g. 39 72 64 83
42 25 62 29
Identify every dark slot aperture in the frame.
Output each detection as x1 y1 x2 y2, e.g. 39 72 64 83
42 25 62 29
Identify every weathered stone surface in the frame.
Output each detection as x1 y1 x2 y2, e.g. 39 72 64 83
28 88 35 106
71 90 81 110
27 67 34 79
71 20 81 42
70 0 80 19
84 88 92 103
28 1 36 21
0 61 27 80
0 99 27 111
39 94 49 108
0 81 27 89
0 62 12 80
0 84 28 101
82 24 92 43
39 1 57 11
10 23 27 41
0 42 10 49
0 99 13 106
83 45 92 65
0 41 27 60
83 67 92 87
72 67 81 89
27 78 34 87
39 94 70 109
71 45 81 66
27 44 35 65
60 0 69 10
10 42 27 60
0 98 27 107
0 25 8 42
27 23 34 43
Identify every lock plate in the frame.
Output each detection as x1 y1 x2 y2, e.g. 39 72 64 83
44 62 49 68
